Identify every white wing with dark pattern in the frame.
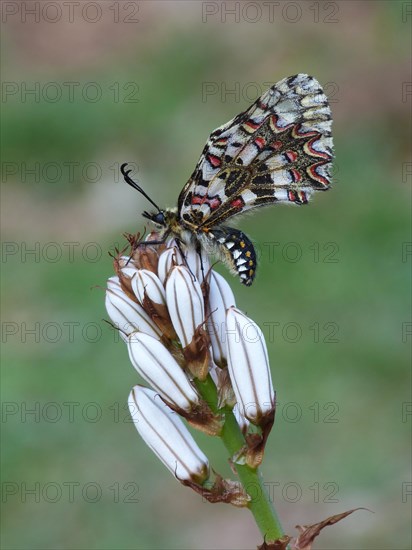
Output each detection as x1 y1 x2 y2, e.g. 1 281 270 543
178 74 334 230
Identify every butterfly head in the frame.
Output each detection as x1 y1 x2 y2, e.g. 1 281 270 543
142 208 180 235
142 210 166 229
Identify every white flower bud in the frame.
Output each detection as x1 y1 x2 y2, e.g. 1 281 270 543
184 247 211 284
165 266 205 348
158 244 211 287
207 271 236 367
128 386 209 483
225 307 275 425
131 269 166 305
121 265 140 279
107 275 121 291
158 247 182 285
127 332 199 412
105 277 162 341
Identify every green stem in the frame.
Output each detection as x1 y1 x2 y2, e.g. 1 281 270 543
195 375 284 542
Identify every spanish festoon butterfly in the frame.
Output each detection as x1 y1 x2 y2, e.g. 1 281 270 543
121 74 334 286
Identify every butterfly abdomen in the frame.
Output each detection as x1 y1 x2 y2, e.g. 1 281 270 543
202 226 257 286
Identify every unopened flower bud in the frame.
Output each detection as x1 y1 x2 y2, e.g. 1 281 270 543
133 243 159 272
120 265 139 278
157 246 182 285
165 265 205 348
128 268 176 339
106 275 123 292
226 307 275 425
158 243 212 287
127 332 199 412
207 271 236 367
128 386 209 484
105 277 162 341
131 269 166 306
184 248 211 285
113 263 140 302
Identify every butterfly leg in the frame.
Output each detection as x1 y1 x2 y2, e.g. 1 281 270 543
174 237 198 283
125 233 170 265
195 240 206 284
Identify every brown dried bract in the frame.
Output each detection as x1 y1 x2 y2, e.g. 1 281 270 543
183 324 211 381
183 474 251 508
261 508 369 550
123 231 162 272
293 508 369 549
141 292 177 340
257 536 291 550
113 255 139 303
165 399 223 437
245 408 275 468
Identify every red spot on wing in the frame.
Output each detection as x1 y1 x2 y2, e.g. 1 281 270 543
208 154 222 168
298 191 308 203
191 194 222 210
230 197 245 210
285 150 298 162
245 120 260 130
307 162 330 187
288 190 308 204
290 169 302 183
306 136 331 159
270 114 293 132
270 140 283 151
242 119 261 133
254 137 266 150
191 195 204 205
215 137 228 147
292 124 318 138
208 197 221 210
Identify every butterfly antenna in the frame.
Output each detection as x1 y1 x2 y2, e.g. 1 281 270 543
120 163 161 212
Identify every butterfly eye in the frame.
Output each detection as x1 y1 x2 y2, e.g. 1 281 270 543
142 211 165 226
152 212 166 226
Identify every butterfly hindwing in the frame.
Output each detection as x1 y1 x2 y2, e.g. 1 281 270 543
178 74 334 230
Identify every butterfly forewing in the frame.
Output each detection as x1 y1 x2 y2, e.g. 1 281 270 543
178 74 334 230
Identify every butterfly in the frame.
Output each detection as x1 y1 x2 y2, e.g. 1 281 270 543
121 73 334 286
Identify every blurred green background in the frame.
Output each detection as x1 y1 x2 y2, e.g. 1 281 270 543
1 1 410 548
